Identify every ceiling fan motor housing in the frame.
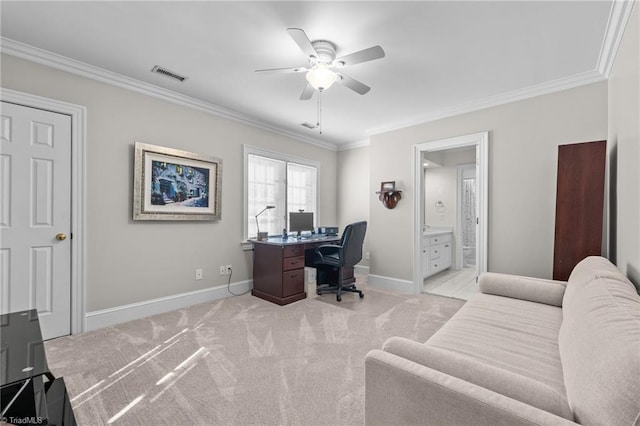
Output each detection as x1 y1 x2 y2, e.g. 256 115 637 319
255 28 383 99
310 40 336 65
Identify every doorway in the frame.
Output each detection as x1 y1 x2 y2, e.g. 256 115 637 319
413 132 488 295
1 89 86 339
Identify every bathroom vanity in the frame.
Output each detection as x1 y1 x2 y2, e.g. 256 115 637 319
422 230 453 278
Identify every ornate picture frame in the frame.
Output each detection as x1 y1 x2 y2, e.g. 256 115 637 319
133 142 222 221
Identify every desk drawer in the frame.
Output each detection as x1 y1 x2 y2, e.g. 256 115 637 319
283 245 304 258
283 256 305 271
282 269 304 297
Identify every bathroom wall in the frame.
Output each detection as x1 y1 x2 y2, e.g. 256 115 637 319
424 148 476 227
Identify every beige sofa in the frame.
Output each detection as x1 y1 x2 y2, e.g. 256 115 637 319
365 256 640 425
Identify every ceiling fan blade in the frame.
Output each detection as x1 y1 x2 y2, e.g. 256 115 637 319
300 83 315 100
287 28 319 59
255 66 307 73
335 45 385 66
336 73 371 95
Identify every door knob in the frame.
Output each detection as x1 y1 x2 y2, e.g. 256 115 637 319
56 233 67 241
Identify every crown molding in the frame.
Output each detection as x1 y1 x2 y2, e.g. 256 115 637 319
338 138 370 151
367 0 636 139
4 0 631 153
367 70 607 138
597 0 637 77
0 37 338 152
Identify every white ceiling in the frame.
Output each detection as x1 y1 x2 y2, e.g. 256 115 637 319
0 1 616 149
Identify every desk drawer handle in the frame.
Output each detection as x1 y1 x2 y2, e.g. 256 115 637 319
290 272 298 278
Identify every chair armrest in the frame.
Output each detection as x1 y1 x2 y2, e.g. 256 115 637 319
365 349 577 426
478 272 567 307
315 244 341 254
314 244 342 263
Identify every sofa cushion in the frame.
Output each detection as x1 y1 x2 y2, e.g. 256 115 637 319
427 293 567 403
365 349 578 426
382 337 573 420
559 260 640 425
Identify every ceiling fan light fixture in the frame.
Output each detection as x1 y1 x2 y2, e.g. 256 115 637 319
306 63 338 91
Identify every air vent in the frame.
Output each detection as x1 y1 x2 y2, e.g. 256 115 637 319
301 122 317 130
151 65 188 82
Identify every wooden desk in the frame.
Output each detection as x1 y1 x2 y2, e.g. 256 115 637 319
252 235 354 305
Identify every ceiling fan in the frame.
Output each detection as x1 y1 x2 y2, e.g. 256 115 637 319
256 28 385 100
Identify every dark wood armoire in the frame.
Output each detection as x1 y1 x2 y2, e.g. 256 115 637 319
552 140 607 281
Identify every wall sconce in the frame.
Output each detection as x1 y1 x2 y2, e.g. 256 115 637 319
376 181 402 209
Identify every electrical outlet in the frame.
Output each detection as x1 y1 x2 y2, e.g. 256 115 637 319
219 265 226 275
195 268 203 280
365 251 370 260
226 265 232 275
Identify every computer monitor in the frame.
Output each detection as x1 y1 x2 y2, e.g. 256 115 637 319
289 212 314 234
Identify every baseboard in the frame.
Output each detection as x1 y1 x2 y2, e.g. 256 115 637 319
354 265 369 275
85 280 252 331
367 274 414 294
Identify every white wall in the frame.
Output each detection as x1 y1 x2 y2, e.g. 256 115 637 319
424 148 475 227
424 168 457 227
1 54 338 312
366 82 608 284
337 145 370 267
608 5 639 289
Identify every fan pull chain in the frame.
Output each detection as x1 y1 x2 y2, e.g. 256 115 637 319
317 91 323 134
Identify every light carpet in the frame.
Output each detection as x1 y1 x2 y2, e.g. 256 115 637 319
44 278 465 425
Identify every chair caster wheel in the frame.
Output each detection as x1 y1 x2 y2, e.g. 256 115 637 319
359 292 364 298
337 295 342 302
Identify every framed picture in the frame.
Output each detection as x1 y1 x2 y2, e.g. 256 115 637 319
380 181 396 192
133 142 222 221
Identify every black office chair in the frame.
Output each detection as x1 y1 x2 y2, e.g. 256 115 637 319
312 221 367 302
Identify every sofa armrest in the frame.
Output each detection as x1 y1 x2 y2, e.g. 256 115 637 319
365 349 577 426
381 337 573 420
478 272 567 306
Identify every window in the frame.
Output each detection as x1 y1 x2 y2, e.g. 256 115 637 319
244 146 319 240
287 163 317 215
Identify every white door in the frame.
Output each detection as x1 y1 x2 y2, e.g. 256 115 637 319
1 101 72 339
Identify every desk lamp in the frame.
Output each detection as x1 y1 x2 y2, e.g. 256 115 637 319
255 205 275 241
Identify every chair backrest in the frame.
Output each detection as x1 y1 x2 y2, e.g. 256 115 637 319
339 221 367 267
